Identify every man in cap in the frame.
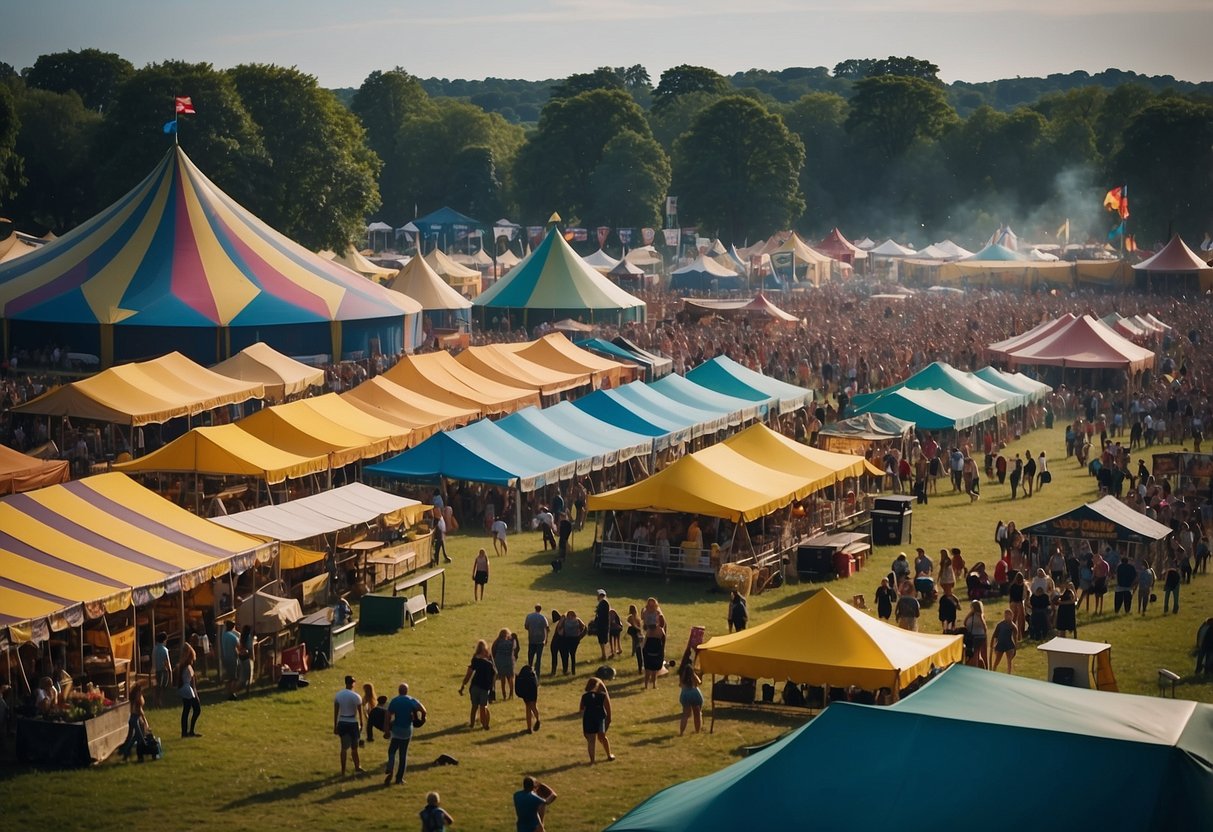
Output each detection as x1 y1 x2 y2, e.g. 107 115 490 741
333 674 365 775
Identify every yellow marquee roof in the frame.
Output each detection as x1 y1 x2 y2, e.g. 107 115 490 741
387 253 473 311
0 472 269 641
13 351 264 426
588 424 871 522
114 424 329 484
697 589 963 691
502 332 630 388
383 351 540 415
210 342 325 402
455 344 592 396
341 375 479 441
237 394 402 467
424 247 480 279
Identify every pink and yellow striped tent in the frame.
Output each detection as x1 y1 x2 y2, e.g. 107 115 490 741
0 147 421 366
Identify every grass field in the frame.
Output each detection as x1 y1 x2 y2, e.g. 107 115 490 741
2 425 1210 831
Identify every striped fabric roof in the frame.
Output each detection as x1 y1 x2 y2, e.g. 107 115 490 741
0 473 268 643
0 147 417 327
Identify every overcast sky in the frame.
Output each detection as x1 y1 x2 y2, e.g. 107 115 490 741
4 0 1211 87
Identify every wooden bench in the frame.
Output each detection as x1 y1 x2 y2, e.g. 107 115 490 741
405 594 428 627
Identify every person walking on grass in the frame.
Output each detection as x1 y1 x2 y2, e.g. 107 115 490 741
333 674 365 775
383 681 425 785
492 628 519 701
580 677 615 764
178 643 201 739
594 589 611 661
895 591 920 632
514 776 557 832
991 609 1018 673
459 640 496 730
524 604 549 674
677 651 703 735
491 516 509 557
472 548 490 602
516 663 541 734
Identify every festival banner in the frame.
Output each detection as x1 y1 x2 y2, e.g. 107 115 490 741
662 228 680 247
569 228 588 242
597 226 610 246
527 226 545 247
618 228 634 245
641 227 655 245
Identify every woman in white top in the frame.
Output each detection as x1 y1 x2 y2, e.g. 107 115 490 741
1036 451 1049 490
962 601 988 669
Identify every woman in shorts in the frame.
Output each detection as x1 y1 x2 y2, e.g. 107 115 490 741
991 609 1018 673
962 600 988 669
492 628 518 701
472 548 490 602
677 652 703 735
458 640 496 730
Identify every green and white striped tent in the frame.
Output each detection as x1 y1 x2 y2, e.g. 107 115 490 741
473 227 645 328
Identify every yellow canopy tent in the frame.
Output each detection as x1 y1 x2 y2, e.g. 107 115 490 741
341 376 479 440
424 248 481 298
455 344 592 396
13 352 264 426
319 245 398 281
501 332 632 388
290 393 412 452
237 396 394 467
383 351 540 415
773 233 833 287
588 443 819 523
722 424 873 487
0 472 271 643
114 424 328 484
210 342 325 402
697 589 963 694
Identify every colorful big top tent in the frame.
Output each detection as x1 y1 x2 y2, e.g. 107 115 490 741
473 227 645 326
0 147 421 367
607 665 1213 832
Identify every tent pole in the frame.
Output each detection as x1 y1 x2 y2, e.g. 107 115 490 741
515 484 523 534
709 675 716 733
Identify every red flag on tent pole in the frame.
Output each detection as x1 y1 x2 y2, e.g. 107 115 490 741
1103 186 1129 220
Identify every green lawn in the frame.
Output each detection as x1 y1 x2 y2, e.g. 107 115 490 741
2 425 1210 831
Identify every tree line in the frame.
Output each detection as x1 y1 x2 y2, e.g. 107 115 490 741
1 50 1210 252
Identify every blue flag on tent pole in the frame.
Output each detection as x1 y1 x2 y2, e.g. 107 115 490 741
1107 221 1125 241
163 119 178 135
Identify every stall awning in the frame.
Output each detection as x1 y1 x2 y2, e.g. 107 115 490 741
853 387 995 431
0 444 70 495
383 351 540 415
0 473 269 642
686 355 812 414
341 375 480 439
237 394 400 467
210 483 423 541
455 344 592 396
1022 495 1172 545
210 342 325 402
114 424 329 484
13 351 264 426
697 589 963 690
501 332 630 388
650 373 762 425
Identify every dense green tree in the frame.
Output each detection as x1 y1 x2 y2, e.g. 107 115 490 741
648 90 727 150
1094 83 1154 159
0 83 23 202
835 56 940 84
782 92 849 226
227 64 381 251
846 75 957 162
401 99 524 219
1112 98 1213 243
447 146 503 221
350 69 435 223
651 65 730 111
832 59 876 79
549 67 624 101
672 96 804 243
95 61 268 207
8 88 101 231
24 48 133 112
513 89 651 222
588 130 671 229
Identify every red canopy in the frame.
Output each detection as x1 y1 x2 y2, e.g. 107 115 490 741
1006 315 1155 373
815 228 866 264
987 313 1077 360
1133 235 1212 273
0 444 70 495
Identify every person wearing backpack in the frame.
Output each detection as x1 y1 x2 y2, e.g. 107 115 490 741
419 791 454 831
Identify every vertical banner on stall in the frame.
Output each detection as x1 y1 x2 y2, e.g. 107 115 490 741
642 227 655 245
662 228 680 248
596 227 610 247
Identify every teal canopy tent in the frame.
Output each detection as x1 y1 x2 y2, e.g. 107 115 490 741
685 355 813 414
607 665 1213 832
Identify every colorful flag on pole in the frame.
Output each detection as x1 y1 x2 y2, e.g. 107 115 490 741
1056 218 1069 242
175 96 196 114
1107 221 1125 241
1103 186 1129 219
596 226 610 247
162 119 178 134
1125 235 1136 253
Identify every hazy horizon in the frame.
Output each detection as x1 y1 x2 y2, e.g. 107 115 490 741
3 1 1211 89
